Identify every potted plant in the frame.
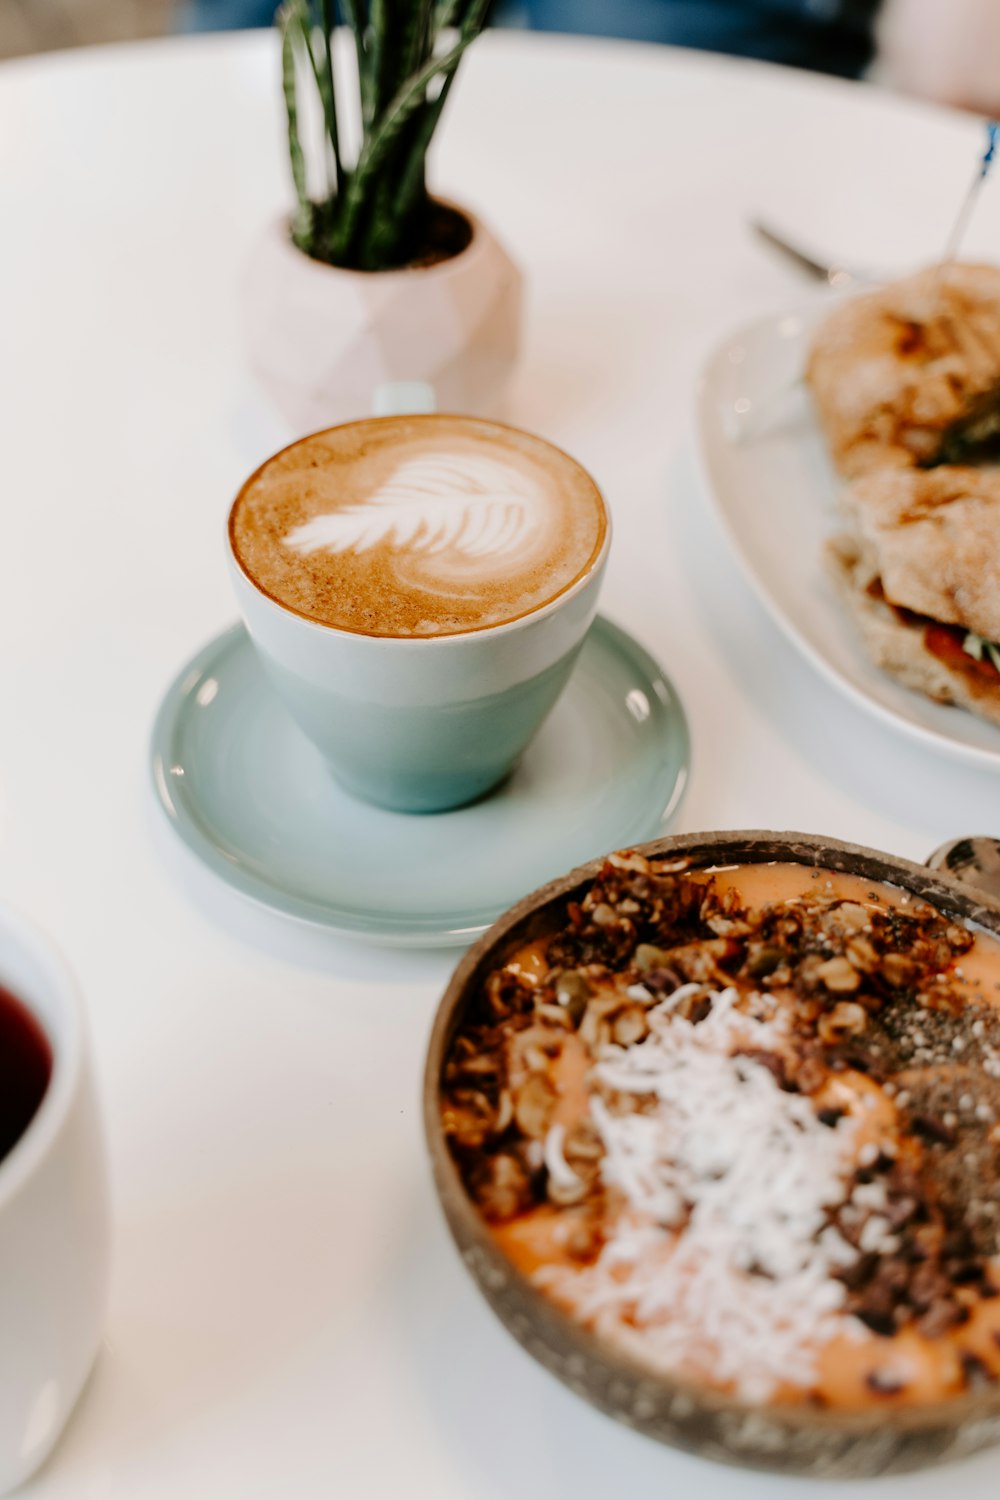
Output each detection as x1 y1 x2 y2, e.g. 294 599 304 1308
243 0 523 432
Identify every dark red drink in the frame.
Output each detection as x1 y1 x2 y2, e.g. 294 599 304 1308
0 984 51 1164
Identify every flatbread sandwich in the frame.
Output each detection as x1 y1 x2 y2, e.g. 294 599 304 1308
827 465 1000 725
807 263 1000 478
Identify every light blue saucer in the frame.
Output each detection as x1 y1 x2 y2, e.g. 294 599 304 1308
150 618 689 947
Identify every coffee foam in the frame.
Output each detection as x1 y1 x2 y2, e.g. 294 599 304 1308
230 416 607 637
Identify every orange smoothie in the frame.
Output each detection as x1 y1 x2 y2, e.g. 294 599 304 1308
441 855 1000 1408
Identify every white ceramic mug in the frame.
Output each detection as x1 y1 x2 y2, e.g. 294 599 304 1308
0 906 110 1493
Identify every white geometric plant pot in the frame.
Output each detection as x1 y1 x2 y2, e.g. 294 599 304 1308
242 203 523 434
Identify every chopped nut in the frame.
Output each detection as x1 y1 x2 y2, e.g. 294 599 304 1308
484 967 534 1020
493 1089 513 1135
816 956 861 993
796 953 828 990
606 851 651 874
563 1212 605 1263
442 1099 493 1151
663 939 736 985
881 952 915 988
508 1026 560 1081
673 989 714 1024
523 1044 552 1073
444 1042 501 1090
563 1120 604 1168
745 945 786 980
554 970 592 1008
513 1075 556 1138
579 992 627 1050
471 1153 531 1221
818 1001 868 1045
634 944 672 974
705 913 752 937
535 1003 573 1030
845 936 879 973
612 1006 647 1046
547 1172 588 1207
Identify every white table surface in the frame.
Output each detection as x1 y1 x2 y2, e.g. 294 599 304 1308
2 26 1000 1499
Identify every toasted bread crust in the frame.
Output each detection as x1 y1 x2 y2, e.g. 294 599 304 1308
807 264 1000 477
826 534 1000 727
837 466 1000 642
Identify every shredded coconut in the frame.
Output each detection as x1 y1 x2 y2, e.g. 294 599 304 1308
535 986 864 1402
543 1122 585 1194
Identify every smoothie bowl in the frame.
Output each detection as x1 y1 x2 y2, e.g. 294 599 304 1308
423 831 1000 1476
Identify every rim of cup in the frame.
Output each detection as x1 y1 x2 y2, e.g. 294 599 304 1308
226 412 613 645
0 904 84 1213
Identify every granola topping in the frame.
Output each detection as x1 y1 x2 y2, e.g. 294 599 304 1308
441 854 1000 1408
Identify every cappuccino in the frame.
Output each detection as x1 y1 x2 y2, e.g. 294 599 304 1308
229 415 607 637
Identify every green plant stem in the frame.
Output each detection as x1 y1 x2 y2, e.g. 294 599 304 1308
294 7 338 204
433 0 465 33
367 0 390 121
279 0 313 249
340 0 374 127
280 0 493 270
399 0 434 85
359 0 492 265
319 0 343 196
331 29 470 263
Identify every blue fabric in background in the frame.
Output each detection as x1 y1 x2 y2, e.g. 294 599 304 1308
175 0 269 26
177 0 878 80
525 0 877 76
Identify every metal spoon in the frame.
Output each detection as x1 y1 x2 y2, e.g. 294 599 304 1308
926 836 1000 903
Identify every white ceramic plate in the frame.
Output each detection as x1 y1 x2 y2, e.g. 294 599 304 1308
695 300 1000 773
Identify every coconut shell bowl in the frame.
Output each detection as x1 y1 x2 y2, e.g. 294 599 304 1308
423 831 1000 1478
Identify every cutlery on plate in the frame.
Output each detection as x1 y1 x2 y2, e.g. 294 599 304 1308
750 219 883 288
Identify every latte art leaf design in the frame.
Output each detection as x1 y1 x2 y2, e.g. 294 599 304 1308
283 453 543 561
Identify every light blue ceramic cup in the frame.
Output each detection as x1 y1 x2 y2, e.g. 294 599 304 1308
227 405 610 813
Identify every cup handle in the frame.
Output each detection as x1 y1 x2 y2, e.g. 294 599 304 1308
372 381 437 417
